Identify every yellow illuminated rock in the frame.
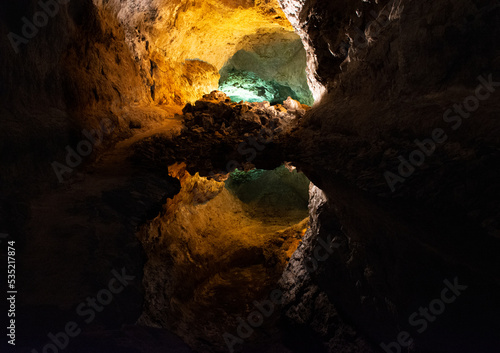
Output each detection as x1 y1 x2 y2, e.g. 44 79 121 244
138 163 309 351
97 0 295 105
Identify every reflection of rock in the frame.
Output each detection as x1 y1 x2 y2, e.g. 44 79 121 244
133 91 310 179
283 97 306 115
137 163 309 352
226 166 310 211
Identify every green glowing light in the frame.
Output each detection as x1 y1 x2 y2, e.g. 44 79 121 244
228 168 266 184
219 69 300 104
218 86 263 103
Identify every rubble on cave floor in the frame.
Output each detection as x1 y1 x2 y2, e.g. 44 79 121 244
133 91 310 178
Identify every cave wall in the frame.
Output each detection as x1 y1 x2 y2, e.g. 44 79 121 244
0 0 154 198
219 30 314 105
0 0 297 196
137 163 308 352
100 0 296 105
1 0 499 351
278 0 500 351
0 4 184 348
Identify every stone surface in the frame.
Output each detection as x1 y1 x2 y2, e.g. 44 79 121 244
219 69 304 105
97 0 295 105
276 0 500 352
1 0 500 352
219 30 314 105
137 163 309 352
132 91 309 178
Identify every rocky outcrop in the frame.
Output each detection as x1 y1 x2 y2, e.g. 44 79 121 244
133 91 309 178
276 0 500 352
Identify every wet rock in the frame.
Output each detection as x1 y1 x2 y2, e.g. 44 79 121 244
134 91 307 179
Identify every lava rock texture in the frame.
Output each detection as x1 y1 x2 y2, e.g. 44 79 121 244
276 0 500 352
1 0 499 352
133 91 309 178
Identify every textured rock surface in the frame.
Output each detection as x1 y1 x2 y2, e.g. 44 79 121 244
132 91 309 178
0 2 195 350
98 0 296 105
0 0 152 197
219 30 314 105
11 117 188 352
278 185 377 353
276 0 500 352
219 69 303 105
137 163 309 352
0 0 305 197
1 0 500 352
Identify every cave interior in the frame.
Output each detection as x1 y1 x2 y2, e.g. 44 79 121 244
0 0 499 353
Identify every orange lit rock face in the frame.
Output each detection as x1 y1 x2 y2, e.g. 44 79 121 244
131 94 311 351
137 163 309 351
98 0 295 105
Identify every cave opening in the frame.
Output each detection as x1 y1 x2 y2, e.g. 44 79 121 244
218 31 314 106
59 0 316 350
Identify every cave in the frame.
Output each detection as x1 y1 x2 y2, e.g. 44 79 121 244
218 31 314 105
1 1 499 353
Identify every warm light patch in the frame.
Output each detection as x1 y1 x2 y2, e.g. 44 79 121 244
138 163 310 346
107 0 298 105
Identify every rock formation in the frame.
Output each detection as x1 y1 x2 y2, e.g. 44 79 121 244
0 0 499 352
277 0 500 352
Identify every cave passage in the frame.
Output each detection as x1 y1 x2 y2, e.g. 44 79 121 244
3 0 500 351
218 32 314 105
139 164 311 349
135 7 316 346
